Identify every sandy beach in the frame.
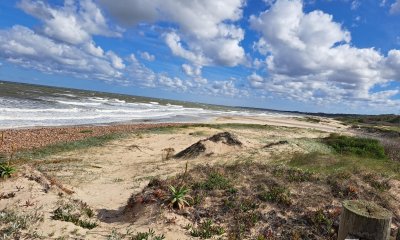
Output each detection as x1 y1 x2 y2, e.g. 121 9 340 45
1 115 399 239
0 123 192 154
0 116 345 155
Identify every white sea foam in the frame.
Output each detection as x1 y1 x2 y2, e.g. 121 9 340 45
0 94 294 129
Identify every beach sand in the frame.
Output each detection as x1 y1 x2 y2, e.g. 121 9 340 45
0 116 345 154
1 115 398 239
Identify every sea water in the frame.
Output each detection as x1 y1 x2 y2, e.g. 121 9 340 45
0 81 293 129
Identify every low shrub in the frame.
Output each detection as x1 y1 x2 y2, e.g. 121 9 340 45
193 172 231 190
189 219 224 239
51 200 97 229
259 186 292 206
324 134 386 159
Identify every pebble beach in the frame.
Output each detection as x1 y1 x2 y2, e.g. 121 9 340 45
0 123 191 154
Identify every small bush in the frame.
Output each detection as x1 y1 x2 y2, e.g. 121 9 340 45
324 134 386 159
107 228 165 240
308 209 334 235
272 166 315 182
0 164 16 179
52 201 97 229
190 219 225 239
132 228 165 240
380 138 400 162
0 209 44 238
193 172 231 190
259 186 292 206
363 174 391 192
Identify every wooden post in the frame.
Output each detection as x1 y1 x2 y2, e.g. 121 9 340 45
338 200 392 240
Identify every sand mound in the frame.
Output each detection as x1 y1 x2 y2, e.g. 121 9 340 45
174 132 242 159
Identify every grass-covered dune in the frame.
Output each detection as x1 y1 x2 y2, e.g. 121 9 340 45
1 123 399 239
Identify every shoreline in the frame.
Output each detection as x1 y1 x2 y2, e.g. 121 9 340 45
0 122 193 155
0 115 348 155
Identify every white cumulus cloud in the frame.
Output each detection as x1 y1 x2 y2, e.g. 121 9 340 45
98 0 246 68
0 25 123 80
249 0 400 107
139 51 155 61
18 0 120 44
390 0 400 14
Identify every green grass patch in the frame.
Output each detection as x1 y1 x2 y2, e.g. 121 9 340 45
272 165 316 182
324 134 386 159
52 200 97 229
189 219 225 239
258 186 292 206
107 228 165 240
291 138 333 154
288 152 400 179
14 133 125 160
0 209 44 238
193 172 231 190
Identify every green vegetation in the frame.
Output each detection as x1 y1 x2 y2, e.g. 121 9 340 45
51 200 97 229
258 186 292 206
272 165 316 182
0 163 16 178
189 219 225 239
337 114 400 126
324 134 386 159
363 173 391 192
131 229 165 240
106 228 165 240
130 155 399 239
15 133 125 160
79 129 93 134
193 172 231 190
309 209 334 235
168 185 192 209
0 209 44 239
288 152 400 178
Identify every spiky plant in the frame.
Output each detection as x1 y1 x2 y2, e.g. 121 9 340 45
0 164 16 179
168 185 192 209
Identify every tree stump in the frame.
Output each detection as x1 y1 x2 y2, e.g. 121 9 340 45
338 200 392 240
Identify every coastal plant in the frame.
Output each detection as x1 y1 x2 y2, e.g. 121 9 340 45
380 138 400 162
168 185 192 209
193 172 231 190
272 165 315 182
189 219 225 239
132 228 165 240
324 134 386 159
0 163 16 179
309 209 334 235
363 173 391 192
0 209 44 239
259 186 292 206
51 200 97 229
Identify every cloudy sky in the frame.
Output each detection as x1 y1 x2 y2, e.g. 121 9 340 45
1 0 400 114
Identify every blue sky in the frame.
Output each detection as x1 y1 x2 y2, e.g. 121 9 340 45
0 0 400 114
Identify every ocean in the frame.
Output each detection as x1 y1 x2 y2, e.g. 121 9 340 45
0 80 293 129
